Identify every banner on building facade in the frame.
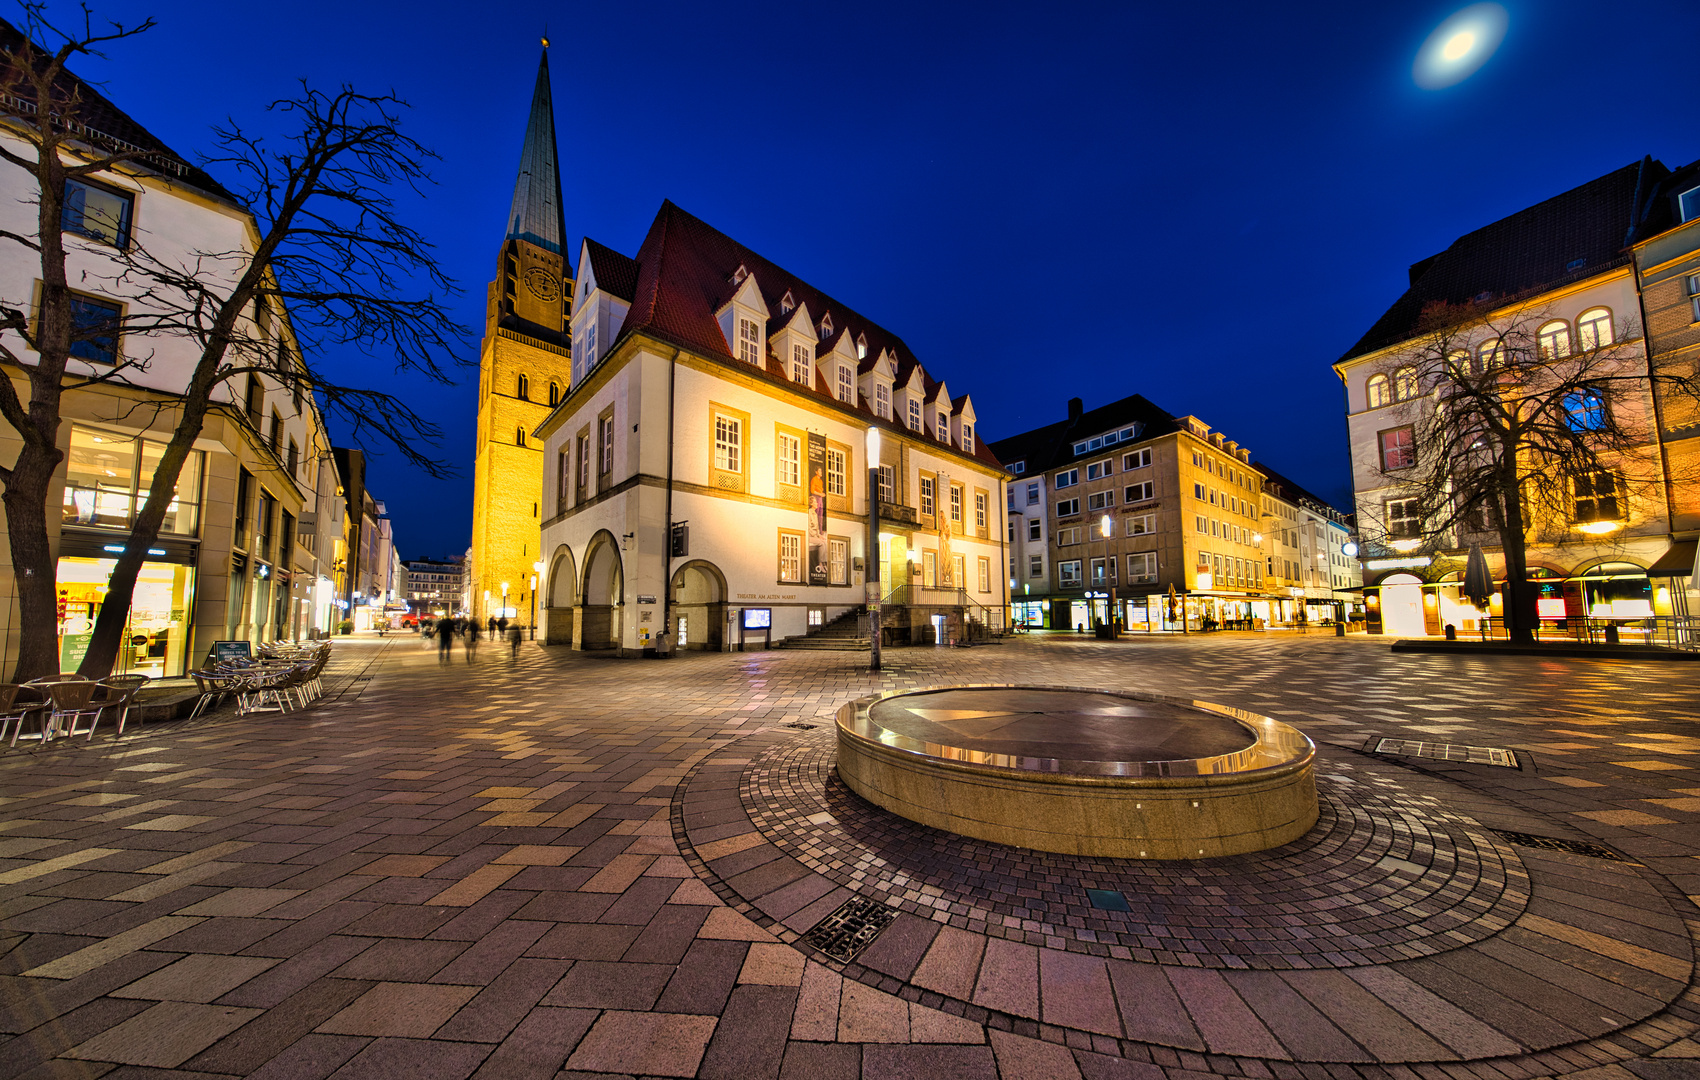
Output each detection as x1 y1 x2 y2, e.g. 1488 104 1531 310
807 432 828 585
936 471 953 587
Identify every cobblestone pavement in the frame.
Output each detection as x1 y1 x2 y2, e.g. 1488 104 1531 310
1 632 1697 1080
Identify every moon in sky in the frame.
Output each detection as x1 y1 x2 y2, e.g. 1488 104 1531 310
1414 4 1508 89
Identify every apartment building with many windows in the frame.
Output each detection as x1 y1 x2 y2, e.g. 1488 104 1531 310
990 395 1275 632
1256 464 1362 625
533 200 1006 654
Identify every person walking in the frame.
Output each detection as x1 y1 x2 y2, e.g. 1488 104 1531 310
508 624 522 661
436 615 454 663
465 617 481 661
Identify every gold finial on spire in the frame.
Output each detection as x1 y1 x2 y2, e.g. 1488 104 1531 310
542 36 549 47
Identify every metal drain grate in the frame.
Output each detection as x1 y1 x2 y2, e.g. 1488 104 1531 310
1492 830 1632 862
802 895 898 961
1373 738 1519 768
782 722 819 731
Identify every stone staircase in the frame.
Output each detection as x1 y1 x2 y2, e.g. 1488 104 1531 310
774 606 870 650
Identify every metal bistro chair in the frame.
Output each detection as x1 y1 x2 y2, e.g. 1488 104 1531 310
1 684 51 746
94 675 150 738
38 680 102 741
189 669 242 718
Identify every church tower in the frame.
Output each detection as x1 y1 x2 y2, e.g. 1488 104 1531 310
469 44 573 623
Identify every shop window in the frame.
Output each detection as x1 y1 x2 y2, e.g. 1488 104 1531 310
56 555 195 677
62 177 134 248
62 427 203 535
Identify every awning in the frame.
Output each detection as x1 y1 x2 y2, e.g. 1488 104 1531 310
1646 539 1697 578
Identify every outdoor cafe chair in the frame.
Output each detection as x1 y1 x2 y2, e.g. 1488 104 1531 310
0 684 51 747
38 680 102 741
94 675 150 737
188 669 241 718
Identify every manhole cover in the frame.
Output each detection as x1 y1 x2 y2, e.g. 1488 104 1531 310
802 894 897 961
1372 738 1518 768
1492 830 1632 862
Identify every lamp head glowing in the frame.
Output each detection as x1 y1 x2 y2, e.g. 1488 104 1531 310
1414 3 1507 89
1100 514 1112 538
866 426 881 458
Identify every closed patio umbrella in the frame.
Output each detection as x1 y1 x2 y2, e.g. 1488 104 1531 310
1462 544 1494 610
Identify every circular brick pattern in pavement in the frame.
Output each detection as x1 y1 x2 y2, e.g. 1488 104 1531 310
741 728 1532 970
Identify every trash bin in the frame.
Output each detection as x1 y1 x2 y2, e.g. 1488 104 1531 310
1334 622 1346 637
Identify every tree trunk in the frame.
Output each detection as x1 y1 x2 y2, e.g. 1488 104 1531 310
4 437 64 681
1495 474 1537 642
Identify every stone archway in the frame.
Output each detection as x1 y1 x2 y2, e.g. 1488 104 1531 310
542 545 577 646
669 559 728 651
579 531 624 651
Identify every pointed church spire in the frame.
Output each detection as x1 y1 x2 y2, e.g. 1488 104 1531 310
505 46 567 259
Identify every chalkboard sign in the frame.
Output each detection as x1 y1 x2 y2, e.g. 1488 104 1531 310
203 640 253 668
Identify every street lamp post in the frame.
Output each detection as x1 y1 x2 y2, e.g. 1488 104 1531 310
500 582 509 634
530 559 545 640
1100 514 1115 637
866 427 882 672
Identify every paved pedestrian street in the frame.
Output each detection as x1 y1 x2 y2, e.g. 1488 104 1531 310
2 634 1697 1080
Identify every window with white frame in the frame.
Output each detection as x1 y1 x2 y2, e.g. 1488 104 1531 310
1090 557 1108 586
1193 482 1206 500
962 423 973 453
1026 482 1039 505
1055 468 1079 488
829 538 848 584
1029 554 1043 577
1393 366 1418 401
949 484 962 523
1680 186 1700 223
1366 374 1391 408
1125 513 1154 537
1057 526 1081 546
777 432 800 487
738 317 761 364
874 382 890 418
714 413 741 472
920 475 934 516
1006 461 1025 475
585 322 597 366
1059 560 1082 587
1576 307 1613 350
598 415 614 474
977 556 990 593
974 491 987 530
791 343 811 384
1195 514 1207 533
1086 458 1113 480
1124 481 1153 503
577 433 590 489
826 447 846 497
779 532 802 582
1127 552 1157 583
1086 490 1113 511
879 464 894 502
907 398 922 432
1123 448 1151 470
836 365 855 404
1056 497 1080 517
1537 320 1571 359
937 411 949 442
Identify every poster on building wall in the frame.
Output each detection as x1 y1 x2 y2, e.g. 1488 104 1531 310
807 432 828 585
936 471 953 587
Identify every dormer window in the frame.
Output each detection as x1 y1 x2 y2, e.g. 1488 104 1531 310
738 317 761 364
874 383 890 419
962 423 974 454
791 343 811 384
836 365 855 404
907 398 921 432
856 333 868 360
780 290 795 315
937 411 949 442
819 314 833 340
732 264 749 285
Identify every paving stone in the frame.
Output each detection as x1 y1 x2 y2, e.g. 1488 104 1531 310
110 955 280 1004
1165 967 1287 1060
1040 948 1122 1038
856 913 940 982
62 1002 261 1067
242 1033 368 1080
860 1043 998 1079
562 1010 717 1077
321 1036 491 1080
909 1002 987 1043
542 959 672 1010
991 1028 1087 1080
739 942 807 986
434 958 569 1042
183 977 371 1076
315 982 478 1038
789 960 842 1041
468 1006 595 1080
972 937 1040 1020
912 925 985 1000
838 979 909 1043
698 984 797 1079
329 938 467 982
777 1040 860 1080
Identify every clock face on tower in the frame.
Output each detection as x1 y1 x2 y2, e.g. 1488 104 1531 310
522 266 561 302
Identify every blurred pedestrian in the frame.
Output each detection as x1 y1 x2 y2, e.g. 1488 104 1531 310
465 617 481 661
508 624 522 660
436 615 454 663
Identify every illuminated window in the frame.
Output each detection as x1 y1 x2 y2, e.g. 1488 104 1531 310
1537 320 1571 359
907 398 922 432
1127 552 1157 584
879 464 894 502
714 413 740 472
937 411 950 442
836 365 854 404
1475 339 1502 372
1379 425 1415 470
1573 473 1620 522
791 343 811 384
1058 560 1082 587
949 484 962 523
1576 308 1613 350
962 423 973 453
829 538 848 584
738 317 761 364
779 532 802 582
62 177 133 248
826 448 846 497
920 476 934 516
777 433 800 487
1393 366 1418 401
974 491 987 530
874 382 890 418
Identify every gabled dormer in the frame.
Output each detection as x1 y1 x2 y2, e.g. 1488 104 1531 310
570 237 636 388
928 380 953 445
951 395 977 455
779 289 796 315
859 349 897 421
895 364 927 434
855 332 868 360
817 311 834 341
716 271 769 366
769 300 817 387
815 330 859 407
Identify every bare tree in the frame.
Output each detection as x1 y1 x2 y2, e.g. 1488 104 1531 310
1365 299 1698 640
0 6 463 680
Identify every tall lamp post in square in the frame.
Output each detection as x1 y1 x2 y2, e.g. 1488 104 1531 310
1100 514 1116 637
867 426 882 672
530 559 544 639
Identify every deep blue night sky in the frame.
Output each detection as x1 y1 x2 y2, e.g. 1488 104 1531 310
56 0 1700 558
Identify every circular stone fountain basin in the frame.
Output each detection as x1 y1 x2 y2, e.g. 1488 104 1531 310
835 685 1318 859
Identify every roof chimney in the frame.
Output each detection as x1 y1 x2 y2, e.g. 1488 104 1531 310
1067 397 1083 423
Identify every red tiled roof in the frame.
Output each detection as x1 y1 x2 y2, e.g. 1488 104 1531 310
583 237 638 301
612 200 1004 470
